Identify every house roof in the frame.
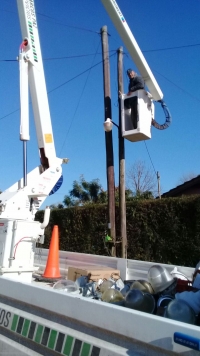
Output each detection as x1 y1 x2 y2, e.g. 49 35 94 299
161 175 200 197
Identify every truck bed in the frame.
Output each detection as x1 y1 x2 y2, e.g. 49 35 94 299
0 249 198 356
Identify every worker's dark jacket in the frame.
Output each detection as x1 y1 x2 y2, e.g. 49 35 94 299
128 75 144 92
124 75 145 111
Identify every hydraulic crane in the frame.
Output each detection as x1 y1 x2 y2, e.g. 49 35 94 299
0 0 68 282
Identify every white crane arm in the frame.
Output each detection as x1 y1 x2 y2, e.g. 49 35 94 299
17 0 57 168
0 0 67 221
101 0 163 101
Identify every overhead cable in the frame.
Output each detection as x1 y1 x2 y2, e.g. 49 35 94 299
59 40 103 155
0 53 116 122
143 141 157 176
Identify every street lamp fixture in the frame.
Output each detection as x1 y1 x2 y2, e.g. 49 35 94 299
103 118 119 132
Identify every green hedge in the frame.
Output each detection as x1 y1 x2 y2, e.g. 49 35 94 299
35 196 200 267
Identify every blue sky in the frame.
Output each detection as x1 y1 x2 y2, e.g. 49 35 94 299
0 0 200 208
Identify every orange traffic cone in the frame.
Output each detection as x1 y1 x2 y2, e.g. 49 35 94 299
42 225 61 279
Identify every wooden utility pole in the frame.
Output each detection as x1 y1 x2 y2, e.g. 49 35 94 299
117 47 127 259
101 26 116 257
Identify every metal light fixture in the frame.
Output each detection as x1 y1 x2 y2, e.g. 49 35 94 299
103 118 113 132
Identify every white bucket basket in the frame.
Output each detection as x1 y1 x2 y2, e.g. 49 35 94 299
121 89 154 142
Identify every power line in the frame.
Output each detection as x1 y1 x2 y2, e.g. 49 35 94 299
1 56 199 123
1 6 99 34
0 109 19 121
1 42 200 63
0 59 17 62
143 141 157 176
0 50 117 62
37 12 100 35
41 50 116 61
59 40 103 155
2 3 200 53
48 53 116 94
154 70 200 103
143 43 200 53
122 54 200 103
0 52 116 122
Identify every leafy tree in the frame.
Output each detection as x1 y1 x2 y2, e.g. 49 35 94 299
50 203 64 209
63 174 152 207
57 203 64 209
125 189 135 201
115 187 135 202
63 175 107 207
134 190 154 200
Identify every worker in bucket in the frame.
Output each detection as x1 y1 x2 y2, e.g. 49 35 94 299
126 69 144 96
120 69 144 129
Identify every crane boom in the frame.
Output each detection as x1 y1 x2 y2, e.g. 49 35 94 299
0 0 68 282
101 0 163 101
17 0 56 168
